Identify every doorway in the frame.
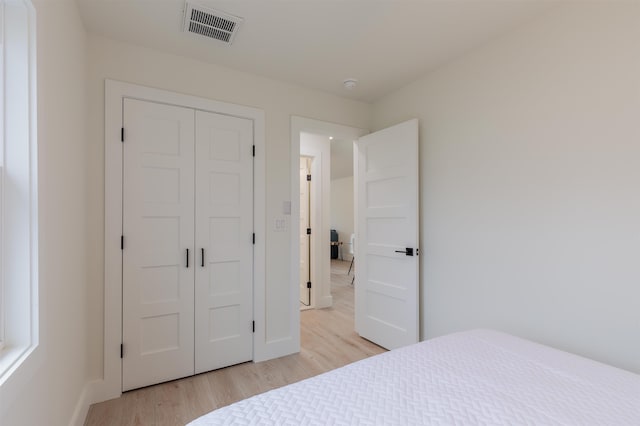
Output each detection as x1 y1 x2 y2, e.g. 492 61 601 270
290 117 366 345
298 134 356 310
290 116 420 354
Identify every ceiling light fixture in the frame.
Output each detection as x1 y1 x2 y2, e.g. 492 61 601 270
329 136 334 140
343 79 358 90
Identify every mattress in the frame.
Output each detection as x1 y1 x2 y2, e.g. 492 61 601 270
188 329 640 425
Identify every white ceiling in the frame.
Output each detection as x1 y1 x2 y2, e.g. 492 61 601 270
77 0 555 102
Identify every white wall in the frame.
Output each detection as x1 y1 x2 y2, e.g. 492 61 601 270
373 3 640 373
330 176 354 261
0 0 90 425
85 36 371 384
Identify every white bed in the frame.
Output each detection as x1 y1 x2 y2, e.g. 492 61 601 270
188 329 640 425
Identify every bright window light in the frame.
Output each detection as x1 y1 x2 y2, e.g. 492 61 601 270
0 0 38 385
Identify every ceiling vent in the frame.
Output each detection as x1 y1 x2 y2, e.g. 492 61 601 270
183 3 243 45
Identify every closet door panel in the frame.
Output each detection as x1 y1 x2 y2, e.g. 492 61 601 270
122 99 195 391
195 111 254 374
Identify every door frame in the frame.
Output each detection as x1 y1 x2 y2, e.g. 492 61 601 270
299 156 312 308
299 135 329 310
290 117 366 344
102 80 266 401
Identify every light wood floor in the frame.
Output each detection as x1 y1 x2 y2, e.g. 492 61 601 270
84 259 384 426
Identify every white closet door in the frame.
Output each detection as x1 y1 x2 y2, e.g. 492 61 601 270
122 99 195 391
194 110 253 374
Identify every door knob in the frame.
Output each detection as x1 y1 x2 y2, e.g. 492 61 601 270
395 248 414 256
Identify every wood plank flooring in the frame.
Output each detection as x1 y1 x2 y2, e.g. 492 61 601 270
84 260 385 426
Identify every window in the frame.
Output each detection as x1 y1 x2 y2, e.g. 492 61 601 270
0 0 38 384
0 2 4 352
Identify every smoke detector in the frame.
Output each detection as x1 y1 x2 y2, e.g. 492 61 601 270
183 2 243 45
343 79 358 90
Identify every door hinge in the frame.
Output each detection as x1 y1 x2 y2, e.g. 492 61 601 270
121 127 124 142
252 321 255 333
252 145 255 157
307 281 312 289
120 343 124 359
252 233 256 244
306 228 311 235
121 235 124 250
307 174 311 181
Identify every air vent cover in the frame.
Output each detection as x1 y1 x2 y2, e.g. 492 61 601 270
183 3 243 45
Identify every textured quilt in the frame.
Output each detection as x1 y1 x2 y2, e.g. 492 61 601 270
188 329 640 425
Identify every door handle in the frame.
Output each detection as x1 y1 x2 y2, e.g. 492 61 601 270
201 248 205 267
395 248 414 256
186 248 190 268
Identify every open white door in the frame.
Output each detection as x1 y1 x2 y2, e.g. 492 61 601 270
355 119 419 350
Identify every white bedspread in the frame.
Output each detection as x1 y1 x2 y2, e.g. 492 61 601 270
188 330 640 425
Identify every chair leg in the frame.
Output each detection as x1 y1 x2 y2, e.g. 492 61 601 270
348 256 354 275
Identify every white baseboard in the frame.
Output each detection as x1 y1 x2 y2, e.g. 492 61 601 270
340 253 354 262
317 295 333 309
68 380 102 426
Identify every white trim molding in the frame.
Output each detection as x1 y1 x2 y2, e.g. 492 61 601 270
300 134 331 309
100 80 266 401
